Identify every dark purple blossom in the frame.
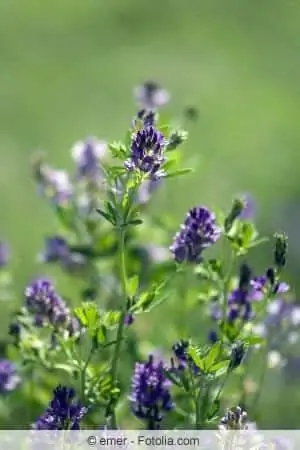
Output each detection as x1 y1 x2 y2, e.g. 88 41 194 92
229 342 246 370
133 110 157 128
172 340 189 370
125 126 167 179
219 406 248 430
0 241 9 267
124 313 135 326
129 355 174 429
170 206 221 263
0 360 20 393
208 330 218 344
171 340 200 375
32 385 87 430
226 264 289 323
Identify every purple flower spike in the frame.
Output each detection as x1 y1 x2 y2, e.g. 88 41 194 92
32 385 87 430
24 278 80 337
130 355 174 429
125 126 167 180
170 206 221 263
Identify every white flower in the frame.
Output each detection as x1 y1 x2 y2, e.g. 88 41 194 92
267 350 285 369
267 299 281 315
291 307 300 326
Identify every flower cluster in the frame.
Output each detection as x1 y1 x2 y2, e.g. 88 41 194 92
24 278 80 337
39 236 87 272
71 137 107 182
171 340 199 374
130 355 174 429
32 385 87 430
0 360 20 393
125 126 167 180
219 406 249 430
170 206 221 263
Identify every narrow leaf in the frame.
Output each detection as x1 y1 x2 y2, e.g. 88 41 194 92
164 168 193 179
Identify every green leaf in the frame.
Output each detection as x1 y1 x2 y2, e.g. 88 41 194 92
164 168 193 179
55 204 74 231
204 342 222 371
210 360 230 377
243 335 265 346
109 141 127 159
96 208 115 225
102 310 121 329
128 275 139 297
53 363 77 375
127 218 143 226
162 369 182 387
188 346 205 371
207 399 220 420
96 325 107 345
74 303 100 330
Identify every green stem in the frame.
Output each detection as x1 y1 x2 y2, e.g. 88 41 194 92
222 248 235 321
105 227 128 428
214 369 230 404
250 344 268 421
80 343 97 402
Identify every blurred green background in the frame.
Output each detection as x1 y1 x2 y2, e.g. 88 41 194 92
1 0 300 427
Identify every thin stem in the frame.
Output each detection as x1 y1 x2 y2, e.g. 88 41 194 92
188 363 201 429
214 369 230 404
80 343 97 403
222 248 235 321
105 227 128 428
250 344 268 421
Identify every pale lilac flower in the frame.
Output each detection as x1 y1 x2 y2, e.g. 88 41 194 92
134 82 170 109
71 137 107 181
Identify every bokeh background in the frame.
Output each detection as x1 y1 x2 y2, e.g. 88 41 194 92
1 0 300 428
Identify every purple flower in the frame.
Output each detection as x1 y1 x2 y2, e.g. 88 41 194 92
125 126 167 179
239 194 256 220
208 330 218 344
170 206 221 263
71 137 107 181
32 385 87 430
171 340 200 375
133 110 157 129
124 314 135 326
227 264 256 322
219 406 248 430
129 355 174 429
24 278 80 337
40 236 69 263
0 360 20 393
172 340 189 366
0 242 9 267
134 82 170 109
